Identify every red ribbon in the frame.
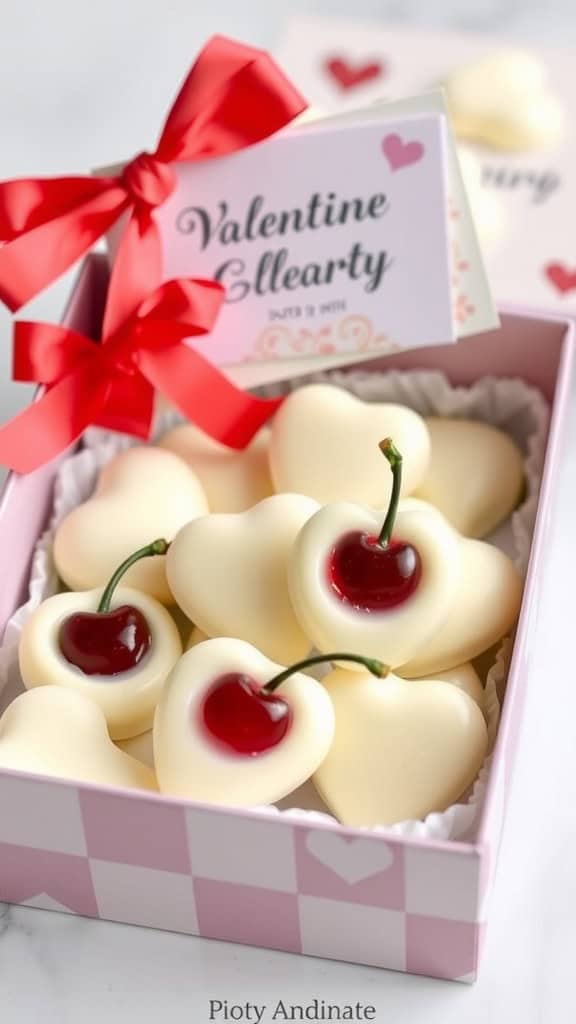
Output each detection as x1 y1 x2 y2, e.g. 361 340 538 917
0 35 305 473
0 34 306 336
0 278 283 473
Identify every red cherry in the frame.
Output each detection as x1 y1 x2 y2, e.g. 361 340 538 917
59 606 151 676
202 673 292 756
328 530 421 611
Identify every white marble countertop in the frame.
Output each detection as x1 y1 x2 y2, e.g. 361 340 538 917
2 2 576 1021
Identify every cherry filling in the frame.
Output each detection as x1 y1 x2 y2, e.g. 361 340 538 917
328 530 422 612
59 606 151 676
201 673 293 756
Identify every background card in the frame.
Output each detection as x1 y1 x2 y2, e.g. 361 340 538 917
276 14 576 319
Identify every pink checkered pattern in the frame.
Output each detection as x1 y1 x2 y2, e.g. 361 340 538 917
0 768 490 982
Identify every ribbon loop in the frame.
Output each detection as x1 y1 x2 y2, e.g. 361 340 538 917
120 152 176 208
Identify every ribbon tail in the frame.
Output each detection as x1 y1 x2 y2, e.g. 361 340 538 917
103 209 163 339
139 345 283 448
0 366 110 473
0 187 128 312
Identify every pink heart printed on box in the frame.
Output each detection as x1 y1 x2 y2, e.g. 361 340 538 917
152 111 459 368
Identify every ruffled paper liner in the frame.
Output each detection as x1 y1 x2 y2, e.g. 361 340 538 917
0 369 548 841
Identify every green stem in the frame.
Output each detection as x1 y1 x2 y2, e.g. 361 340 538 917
378 438 403 548
97 539 170 613
263 653 389 694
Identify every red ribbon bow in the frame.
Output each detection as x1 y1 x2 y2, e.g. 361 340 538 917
0 278 283 473
0 34 306 336
0 36 305 473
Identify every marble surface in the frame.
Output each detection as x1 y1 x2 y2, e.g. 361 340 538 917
2 1 576 1021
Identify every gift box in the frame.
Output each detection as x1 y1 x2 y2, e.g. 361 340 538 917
0 252 572 982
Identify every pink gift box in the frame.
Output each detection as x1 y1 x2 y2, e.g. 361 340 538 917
0 254 573 982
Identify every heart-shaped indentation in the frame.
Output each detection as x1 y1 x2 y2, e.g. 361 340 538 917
306 832 394 883
382 133 425 171
324 56 384 91
545 262 576 295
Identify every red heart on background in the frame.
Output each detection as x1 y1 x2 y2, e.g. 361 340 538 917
545 263 576 295
324 56 384 91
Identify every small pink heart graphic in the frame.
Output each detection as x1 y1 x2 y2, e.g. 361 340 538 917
382 133 424 171
545 262 576 295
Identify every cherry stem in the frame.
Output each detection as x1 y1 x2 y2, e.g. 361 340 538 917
263 653 389 694
378 438 403 549
97 539 170 614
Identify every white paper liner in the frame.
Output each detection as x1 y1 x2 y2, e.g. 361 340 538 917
0 369 549 842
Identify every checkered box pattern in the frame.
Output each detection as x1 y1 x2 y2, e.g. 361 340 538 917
0 769 490 982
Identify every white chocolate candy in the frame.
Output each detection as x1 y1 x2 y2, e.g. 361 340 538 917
405 661 485 711
154 638 335 806
400 537 522 677
116 729 155 771
445 49 564 151
415 417 524 538
288 500 461 667
54 448 208 604
268 384 430 506
0 688 156 790
167 495 319 664
314 670 487 827
19 586 182 740
457 146 505 246
158 424 272 513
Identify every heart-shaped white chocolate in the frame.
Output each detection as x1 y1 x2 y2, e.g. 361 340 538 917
400 536 522 677
19 587 182 740
158 424 272 513
54 448 208 603
116 729 155 770
414 417 524 537
268 384 430 506
0 687 156 790
413 661 485 711
153 638 335 806
288 500 461 667
167 495 319 664
314 669 487 827
444 49 564 151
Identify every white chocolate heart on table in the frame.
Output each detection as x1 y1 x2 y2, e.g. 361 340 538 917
167 494 319 664
444 49 564 151
19 586 182 740
54 447 208 604
288 500 461 668
0 688 157 791
314 669 487 827
158 424 272 513
268 384 430 506
414 417 524 538
400 536 522 678
153 638 335 806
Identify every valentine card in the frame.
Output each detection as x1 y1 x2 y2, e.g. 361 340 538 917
104 92 497 385
276 14 576 318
